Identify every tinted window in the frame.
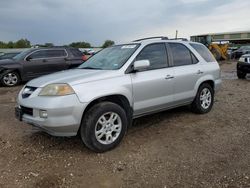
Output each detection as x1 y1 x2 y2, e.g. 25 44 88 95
29 50 47 59
190 43 215 62
46 50 67 58
169 43 194 66
28 50 66 59
191 52 199 64
69 48 83 57
136 43 168 70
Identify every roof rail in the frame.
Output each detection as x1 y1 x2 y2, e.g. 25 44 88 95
133 36 169 42
169 38 188 41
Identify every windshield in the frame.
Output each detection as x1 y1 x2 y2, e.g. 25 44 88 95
239 46 250 50
79 44 139 70
13 49 33 61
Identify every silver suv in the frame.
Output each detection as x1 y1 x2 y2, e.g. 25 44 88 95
15 37 222 152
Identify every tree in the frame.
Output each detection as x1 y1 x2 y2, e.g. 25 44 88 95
44 43 54 47
7 41 14 48
14 39 31 48
35 43 54 47
69 42 91 48
102 40 115 48
0 41 7 48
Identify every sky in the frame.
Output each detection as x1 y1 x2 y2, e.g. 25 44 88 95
0 0 250 46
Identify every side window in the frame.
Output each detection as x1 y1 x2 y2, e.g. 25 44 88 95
70 49 83 57
28 50 47 59
136 43 168 70
45 50 67 58
169 43 197 66
190 43 216 62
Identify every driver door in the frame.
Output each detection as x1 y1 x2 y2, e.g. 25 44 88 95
130 43 175 116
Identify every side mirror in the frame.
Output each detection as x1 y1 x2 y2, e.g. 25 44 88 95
133 60 150 71
26 56 32 61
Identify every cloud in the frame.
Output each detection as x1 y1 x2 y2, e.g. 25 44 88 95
0 0 249 46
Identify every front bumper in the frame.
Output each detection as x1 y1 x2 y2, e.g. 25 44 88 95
17 90 87 136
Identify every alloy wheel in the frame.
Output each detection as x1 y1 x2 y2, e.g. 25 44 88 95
200 88 212 109
95 112 122 145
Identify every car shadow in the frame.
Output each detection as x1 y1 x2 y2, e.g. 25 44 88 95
23 106 192 154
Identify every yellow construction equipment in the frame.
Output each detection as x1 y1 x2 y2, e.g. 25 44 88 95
190 35 228 61
209 43 228 61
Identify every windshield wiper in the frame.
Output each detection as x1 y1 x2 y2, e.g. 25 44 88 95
80 67 102 70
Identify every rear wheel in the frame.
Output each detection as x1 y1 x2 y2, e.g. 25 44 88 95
80 102 128 152
1 71 20 87
191 83 214 114
237 71 246 79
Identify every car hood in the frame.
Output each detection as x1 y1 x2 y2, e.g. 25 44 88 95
242 54 250 58
0 59 16 65
27 69 121 87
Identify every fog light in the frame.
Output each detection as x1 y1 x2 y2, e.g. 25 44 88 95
39 110 48 118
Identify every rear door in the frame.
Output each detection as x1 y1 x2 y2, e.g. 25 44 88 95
67 48 84 68
168 43 203 104
130 43 175 116
23 49 68 79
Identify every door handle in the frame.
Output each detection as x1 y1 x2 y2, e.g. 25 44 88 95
165 75 174 79
197 70 204 74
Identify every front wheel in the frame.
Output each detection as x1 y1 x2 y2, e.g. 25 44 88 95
237 71 246 79
1 71 21 87
191 83 214 114
80 102 128 152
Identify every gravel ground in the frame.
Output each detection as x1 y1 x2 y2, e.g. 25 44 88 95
0 61 250 188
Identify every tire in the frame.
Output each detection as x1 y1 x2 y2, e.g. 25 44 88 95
237 71 246 79
80 102 128 152
191 83 214 114
1 71 21 87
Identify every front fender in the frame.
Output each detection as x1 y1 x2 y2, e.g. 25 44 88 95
0 67 22 80
72 75 133 106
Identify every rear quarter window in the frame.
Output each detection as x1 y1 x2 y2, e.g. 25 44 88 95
69 48 83 57
190 43 216 62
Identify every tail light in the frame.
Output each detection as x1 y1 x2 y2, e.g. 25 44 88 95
82 55 87 61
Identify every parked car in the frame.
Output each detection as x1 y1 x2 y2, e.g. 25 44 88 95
83 49 96 55
237 54 250 79
15 37 221 152
0 52 20 60
231 46 250 59
0 47 84 86
81 49 96 61
227 47 238 59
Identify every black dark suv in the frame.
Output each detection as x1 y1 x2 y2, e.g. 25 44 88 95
0 47 84 86
237 54 250 79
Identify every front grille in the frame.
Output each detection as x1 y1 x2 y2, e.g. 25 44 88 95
21 106 33 116
22 86 37 98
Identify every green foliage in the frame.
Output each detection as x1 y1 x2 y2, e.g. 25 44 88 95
35 43 54 47
69 42 91 48
0 38 31 48
7 41 14 48
102 40 115 48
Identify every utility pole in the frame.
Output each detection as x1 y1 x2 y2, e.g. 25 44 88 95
175 30 178 39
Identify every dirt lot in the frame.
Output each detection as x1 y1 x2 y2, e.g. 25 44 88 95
0 61 250 188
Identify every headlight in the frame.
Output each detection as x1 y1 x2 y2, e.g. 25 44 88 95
39 84 75 96
239 57 246 63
